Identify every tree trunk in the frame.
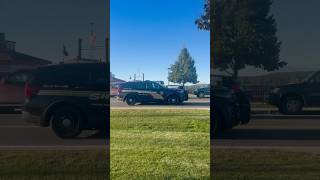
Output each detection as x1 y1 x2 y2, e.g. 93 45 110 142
232 64 238 80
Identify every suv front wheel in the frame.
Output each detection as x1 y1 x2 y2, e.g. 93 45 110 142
167 95 180 105
51 106 83 138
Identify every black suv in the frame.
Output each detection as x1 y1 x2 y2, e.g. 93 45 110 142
117 80 187 105
193 86 210 98
268 71 320 114
211 77 251 139
23 63 108 138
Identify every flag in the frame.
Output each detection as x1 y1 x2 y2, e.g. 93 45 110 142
63 45 69 56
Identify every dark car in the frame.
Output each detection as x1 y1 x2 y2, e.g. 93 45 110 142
117 80 187 105
193 86 210 98
268 71 320 114
211 77 251 138
166 85 189 100
23 63 108 138
0 70 31 111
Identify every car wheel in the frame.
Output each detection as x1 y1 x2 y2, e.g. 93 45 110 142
281 96 303 115
167 95 179 105
126 96 136 106
51 106 83 138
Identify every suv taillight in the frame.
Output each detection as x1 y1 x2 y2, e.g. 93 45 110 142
25 83 40 98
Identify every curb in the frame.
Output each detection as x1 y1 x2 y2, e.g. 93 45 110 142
252 114 320 119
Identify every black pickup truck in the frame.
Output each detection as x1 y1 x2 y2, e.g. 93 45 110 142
268 71 320 114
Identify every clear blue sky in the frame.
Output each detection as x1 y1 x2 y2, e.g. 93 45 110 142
110 0 210 84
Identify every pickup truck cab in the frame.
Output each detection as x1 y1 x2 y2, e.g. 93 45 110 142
268 71 320 114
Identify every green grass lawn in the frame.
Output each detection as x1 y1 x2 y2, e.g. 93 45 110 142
212 149 320 180
0 150 108 180
110 109 210 179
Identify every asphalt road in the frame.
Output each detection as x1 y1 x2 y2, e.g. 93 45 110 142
212 117 320 153
2 108 320 153
110 97 210 109
0 114 108 150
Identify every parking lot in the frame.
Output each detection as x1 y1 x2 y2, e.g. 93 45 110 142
2 98 320 153
213 114 320 153
0 114 107 150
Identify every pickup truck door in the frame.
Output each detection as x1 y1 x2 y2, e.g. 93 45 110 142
304 72 320 106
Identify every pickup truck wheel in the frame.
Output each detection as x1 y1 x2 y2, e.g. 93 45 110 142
167 95 179 105
281 97 303 115
51 106 83 138
126 96 136 106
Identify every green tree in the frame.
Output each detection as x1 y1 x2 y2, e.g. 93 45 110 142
168 48 198 86
196 0 286 79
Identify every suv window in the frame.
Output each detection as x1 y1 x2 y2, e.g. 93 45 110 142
34 65 91 86
146 81 162 90
136 82 146 90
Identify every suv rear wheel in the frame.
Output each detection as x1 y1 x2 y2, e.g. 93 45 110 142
51 106 83 138
126 95 137 105
281 96 303 115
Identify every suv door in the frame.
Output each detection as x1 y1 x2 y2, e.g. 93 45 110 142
146 81 165 101
136 81 152 102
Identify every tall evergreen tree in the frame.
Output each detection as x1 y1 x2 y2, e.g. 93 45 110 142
196 0 286 79
168 48 198 86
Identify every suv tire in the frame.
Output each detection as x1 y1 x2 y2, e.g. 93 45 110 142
51 106 83 138
281 96 303 115
167 95 180 105
126 95 137 106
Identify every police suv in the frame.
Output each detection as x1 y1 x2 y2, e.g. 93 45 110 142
23 63 108 138
117 80 187 105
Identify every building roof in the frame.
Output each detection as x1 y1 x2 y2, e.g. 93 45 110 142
111 76 126 83
0 51 51 66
